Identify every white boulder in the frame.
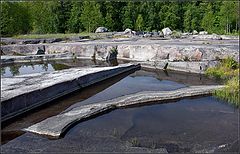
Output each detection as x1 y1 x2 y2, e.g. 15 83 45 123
162 27 172 36
95 27 108 33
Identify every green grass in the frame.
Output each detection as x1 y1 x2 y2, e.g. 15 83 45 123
12 32 95 39
214 77 239 107
206 57 239 107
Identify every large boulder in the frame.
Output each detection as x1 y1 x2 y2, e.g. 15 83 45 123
124 28 132 34
95 27 108 33
193 30 198 35
162 27 172 36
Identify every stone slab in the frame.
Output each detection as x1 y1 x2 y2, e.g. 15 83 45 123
1 63 141 122
24 85 224 138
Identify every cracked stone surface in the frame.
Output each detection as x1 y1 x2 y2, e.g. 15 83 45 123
24 85 224 138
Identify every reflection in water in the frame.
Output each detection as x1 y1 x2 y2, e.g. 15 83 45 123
106 59 119 66
1 62 70 77
9 65 21 76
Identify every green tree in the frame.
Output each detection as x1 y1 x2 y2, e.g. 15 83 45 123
219 1 238 34
201 4 215 33
104 2 114 31
0 2 31 36
80 1 104 33
122 2 137 30
52 0 72 33
135 14 144 31
67 2 83 33
29 1 58 33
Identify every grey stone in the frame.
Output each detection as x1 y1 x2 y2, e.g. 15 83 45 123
162 27 172 36
193 30 198 35
124 28 132 34
199 31 208 35
143 33 152 37
95 27 108 33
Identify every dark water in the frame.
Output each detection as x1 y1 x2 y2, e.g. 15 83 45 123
1 61 69 77
64 96 239 153
1 97 238 153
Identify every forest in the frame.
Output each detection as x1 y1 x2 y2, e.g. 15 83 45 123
0 1 239 36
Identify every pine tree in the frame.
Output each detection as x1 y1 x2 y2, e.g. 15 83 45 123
122 2 134 30
80 1 104 33
135 14 144 31
67 2 83 33
201 4 215 33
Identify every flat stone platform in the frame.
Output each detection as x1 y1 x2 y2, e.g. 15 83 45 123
24 85 224 138
1 63 140 122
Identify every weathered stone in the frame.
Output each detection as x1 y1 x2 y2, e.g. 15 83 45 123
190 48 203 61
162 27 172 36
24 85 224 138
193 34 222 40
1 63 140 122
199 31 208 35
141 61 219 74
168 48 183 61
143 33 152 37
193 30 198 35
95 27 108 33
124 28 132 34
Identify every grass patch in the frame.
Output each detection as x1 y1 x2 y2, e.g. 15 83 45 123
214 77 239 107
206 57 239 107
13 32 95 39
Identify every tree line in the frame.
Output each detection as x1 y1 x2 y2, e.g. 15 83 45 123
1 1 239 36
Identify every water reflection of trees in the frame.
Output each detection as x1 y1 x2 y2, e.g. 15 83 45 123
41 62 49 71
9 65 21 76
106 59 118 66
51 63 70 70
1 67 6 76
